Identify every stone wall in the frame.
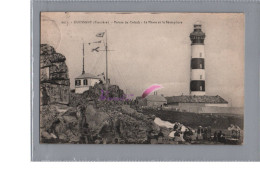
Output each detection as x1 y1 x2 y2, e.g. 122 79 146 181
40 44 70 105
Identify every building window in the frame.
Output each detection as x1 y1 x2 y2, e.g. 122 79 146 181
200 86 203 91
199 63 202 69
200 53 202 57
200 75 202 80
83 79 88 85
75 80 81 86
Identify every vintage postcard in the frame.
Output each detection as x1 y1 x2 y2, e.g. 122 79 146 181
40 12 244 144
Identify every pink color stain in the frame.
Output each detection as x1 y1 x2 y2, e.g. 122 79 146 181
142 84 163 98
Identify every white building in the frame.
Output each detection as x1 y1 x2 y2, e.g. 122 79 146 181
75 73 101 94
74 43 102 94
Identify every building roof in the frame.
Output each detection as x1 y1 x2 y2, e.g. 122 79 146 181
166 95 228 104
75 73 101 79
145 95 167 102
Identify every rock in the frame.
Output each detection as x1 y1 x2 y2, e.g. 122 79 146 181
40 105 60 129
40 44 56 55
69 83 126 107
121 105 136 115
40 44 70 105
50 133 57 139
41 131 56 139
174 136 185 142
58 133 68 141
41 99 167 144
40 104 80 143
160 126 171 138
86 104 97 117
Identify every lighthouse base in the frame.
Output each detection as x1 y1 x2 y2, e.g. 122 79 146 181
191 91 205 96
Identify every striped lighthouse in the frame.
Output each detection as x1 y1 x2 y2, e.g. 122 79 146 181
190 22 206 96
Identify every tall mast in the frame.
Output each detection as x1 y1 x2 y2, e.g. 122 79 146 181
105 30 108 84
82 43 85 74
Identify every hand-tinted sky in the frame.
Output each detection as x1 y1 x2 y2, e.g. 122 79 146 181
41 12 244 107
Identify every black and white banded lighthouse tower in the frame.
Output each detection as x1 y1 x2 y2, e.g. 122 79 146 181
190 22 206 96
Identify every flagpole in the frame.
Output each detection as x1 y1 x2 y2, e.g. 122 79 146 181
82 43 85 74
105 30 108 86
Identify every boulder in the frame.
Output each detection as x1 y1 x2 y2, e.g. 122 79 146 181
121 105 136 115
40 44 70 105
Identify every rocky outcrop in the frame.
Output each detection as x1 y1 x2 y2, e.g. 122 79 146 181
40 101 161 144
40 44 70 105
40 53 163 144
70 83 125 107
40 104 81 143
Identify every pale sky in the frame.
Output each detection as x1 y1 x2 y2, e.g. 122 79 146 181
41 12 244 107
